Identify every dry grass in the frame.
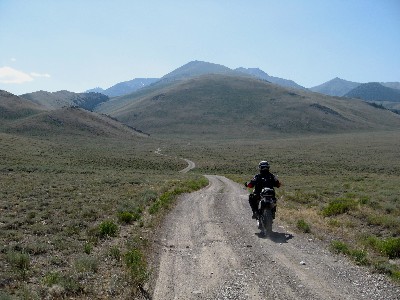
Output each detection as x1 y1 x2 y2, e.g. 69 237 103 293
1 127 399 298
0 132 206 299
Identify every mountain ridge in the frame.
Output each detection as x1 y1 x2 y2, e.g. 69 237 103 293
20 90 109 111
235 67 306 90
96 74 400 139
345 82 400 102
86 78 159 97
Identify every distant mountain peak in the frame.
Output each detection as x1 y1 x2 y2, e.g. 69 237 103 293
161 60 235 81
310 78 361 97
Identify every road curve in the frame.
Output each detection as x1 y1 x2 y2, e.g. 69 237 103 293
154 148 195 173
150 175 399 300
179 158 196 173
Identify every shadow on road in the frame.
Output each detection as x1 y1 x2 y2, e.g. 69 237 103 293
255 231 294 243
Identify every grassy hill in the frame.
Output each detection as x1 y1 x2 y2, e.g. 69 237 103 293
0 91 147 138
20 90 109 111
96 74 400 139
345 82 400 102
0 90 45 125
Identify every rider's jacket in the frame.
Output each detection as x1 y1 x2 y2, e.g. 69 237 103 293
247 172 280 195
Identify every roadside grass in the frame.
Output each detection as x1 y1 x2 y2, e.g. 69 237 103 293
0 132 207 298
296 219 311 233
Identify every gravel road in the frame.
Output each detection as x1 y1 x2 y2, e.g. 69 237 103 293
150 175 399 299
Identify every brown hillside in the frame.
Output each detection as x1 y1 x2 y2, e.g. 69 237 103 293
4 107 148 138
0 90 45 125
97 75 400 139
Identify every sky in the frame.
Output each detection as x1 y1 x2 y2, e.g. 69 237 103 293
0 0 399 95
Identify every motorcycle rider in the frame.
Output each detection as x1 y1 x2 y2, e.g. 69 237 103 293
245 161 281 219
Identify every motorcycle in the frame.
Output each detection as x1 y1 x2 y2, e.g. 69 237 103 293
257 187 277 237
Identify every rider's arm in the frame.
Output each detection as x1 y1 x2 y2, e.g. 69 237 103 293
246 182 255 188
245 175 258 188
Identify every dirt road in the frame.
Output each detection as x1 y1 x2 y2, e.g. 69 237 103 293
150 175 399 299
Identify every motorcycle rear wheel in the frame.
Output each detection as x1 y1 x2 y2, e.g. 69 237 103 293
260 209 273 236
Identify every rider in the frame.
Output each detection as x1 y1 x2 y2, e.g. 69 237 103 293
245 161 281 219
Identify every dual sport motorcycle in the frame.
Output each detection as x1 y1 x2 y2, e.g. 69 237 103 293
257 187 277 237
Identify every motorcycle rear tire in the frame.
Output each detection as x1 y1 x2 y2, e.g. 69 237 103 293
261 209 273 236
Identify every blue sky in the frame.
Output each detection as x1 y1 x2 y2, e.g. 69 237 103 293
1 0 399 95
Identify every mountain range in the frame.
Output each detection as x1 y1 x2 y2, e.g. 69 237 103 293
86 78 159 97
84 61 399 106
94 71 400 138
2 60 400 139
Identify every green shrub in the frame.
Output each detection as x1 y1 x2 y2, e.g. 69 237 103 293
322 197 357 217
98 220 118 237
391 269 400 281
124 249 149 287
84 243 93 254
366 236 400 259
117 211 140 224
382 238 400 259
296 219 311 233
350 249 369 265
43 271 61 286
330 241 369 265
6 250 30 276
330 241 350 255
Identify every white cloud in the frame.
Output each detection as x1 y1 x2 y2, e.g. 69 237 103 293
30 72 51 78
0 66 33 84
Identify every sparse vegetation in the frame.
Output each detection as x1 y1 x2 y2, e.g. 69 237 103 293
219 131 400 282
124 248 149 289
322 197 358 217
1 88 399 297
297 219 311 233
0 132 205 298
330 241 369 265
98 220 118 237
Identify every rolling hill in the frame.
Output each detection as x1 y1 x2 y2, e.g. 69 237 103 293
95 74 400 139
0 90 146 138
344 82 400 102
0 90 45 125
20 90 109 111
